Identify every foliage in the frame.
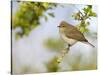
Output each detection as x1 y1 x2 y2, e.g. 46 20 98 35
12 1 57 38
44 38 64 51
46 57 59 72
72 5 97 33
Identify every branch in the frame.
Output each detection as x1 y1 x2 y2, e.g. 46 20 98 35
57 47 69 63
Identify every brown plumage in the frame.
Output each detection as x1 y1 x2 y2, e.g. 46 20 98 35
58 21 94 47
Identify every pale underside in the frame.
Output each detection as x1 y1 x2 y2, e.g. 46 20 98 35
60 33 77 45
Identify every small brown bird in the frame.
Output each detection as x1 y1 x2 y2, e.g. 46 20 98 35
58 21 94 48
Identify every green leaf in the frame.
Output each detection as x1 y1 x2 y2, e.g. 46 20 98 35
83 6 91 14
46 57 59 72
84 28 89 32
89 12 97 17
24 28 30 36
80 27 85 33
44 15 48 21
83 8 89 13
16 34 20 40
48 13 55 17
88 5 92 9
43 3 49 8
86 21 90 26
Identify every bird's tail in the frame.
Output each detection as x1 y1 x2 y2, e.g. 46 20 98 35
87 42 95 47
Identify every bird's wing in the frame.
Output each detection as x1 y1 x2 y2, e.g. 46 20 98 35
65 27 87 41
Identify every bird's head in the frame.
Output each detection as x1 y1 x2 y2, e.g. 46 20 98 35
58 21 67 28
58 21 67 32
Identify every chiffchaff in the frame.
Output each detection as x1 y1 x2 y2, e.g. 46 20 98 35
58 21 94 48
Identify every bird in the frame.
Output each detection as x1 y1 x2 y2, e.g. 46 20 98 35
58 21 95 48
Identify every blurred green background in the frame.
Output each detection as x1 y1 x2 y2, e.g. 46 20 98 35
12 1 97 74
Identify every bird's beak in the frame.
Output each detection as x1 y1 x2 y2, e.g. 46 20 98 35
57 26 60 27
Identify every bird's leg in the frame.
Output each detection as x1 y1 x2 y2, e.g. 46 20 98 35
67 44 71 52
64 44 71 53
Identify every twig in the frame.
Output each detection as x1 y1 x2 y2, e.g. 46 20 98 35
57 47 69 63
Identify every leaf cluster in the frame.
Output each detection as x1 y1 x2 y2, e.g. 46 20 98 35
44 38 64 51
12 2 57 38
72 5 97 33
46 57 59 72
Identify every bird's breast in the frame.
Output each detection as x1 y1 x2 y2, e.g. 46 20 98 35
60 33 77 45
